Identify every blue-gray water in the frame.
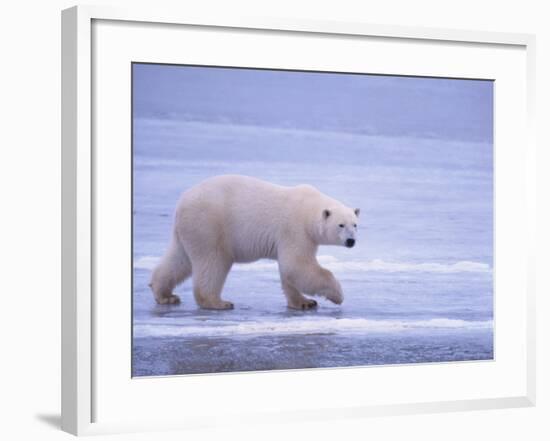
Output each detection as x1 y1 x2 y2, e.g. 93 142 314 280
132 65 493 376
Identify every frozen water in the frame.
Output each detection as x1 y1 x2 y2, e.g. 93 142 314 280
132 65 493 376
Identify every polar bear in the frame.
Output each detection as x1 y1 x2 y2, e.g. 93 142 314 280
149 175 360 310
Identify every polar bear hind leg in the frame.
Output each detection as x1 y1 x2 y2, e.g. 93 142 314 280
191 251 234 310
149 238 192 305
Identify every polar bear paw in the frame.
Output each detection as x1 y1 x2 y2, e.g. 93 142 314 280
288 297 318 310
320 283 344 305
155 294 181 305
199 300 234 310
326 291 343 305
216 300 234 310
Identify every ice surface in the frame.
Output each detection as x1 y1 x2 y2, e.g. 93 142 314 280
131 65 493 376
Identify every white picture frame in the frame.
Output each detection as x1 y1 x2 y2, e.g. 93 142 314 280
61 5 536 436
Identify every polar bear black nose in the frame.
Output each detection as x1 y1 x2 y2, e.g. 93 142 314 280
345 239 355 248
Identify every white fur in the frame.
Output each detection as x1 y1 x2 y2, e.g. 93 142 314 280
150 175 360 310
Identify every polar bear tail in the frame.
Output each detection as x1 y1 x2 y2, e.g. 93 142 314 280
149 236 192 304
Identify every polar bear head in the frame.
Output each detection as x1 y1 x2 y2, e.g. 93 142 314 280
319 206 360 248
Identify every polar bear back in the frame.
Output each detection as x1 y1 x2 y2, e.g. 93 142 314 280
173 175 338 263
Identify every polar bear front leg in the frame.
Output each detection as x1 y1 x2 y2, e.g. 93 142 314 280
279 258 344 305
191 258 234 310
281 280 318 310
315 269 344 304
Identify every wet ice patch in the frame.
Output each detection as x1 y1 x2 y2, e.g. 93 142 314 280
133 317 493 338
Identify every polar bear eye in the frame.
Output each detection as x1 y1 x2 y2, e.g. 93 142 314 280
339 224 344 228
353 224 357 228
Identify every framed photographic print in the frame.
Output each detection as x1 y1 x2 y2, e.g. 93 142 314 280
62 5 536 436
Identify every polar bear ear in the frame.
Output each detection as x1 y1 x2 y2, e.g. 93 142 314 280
323 209 331 220
354 208 360 217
